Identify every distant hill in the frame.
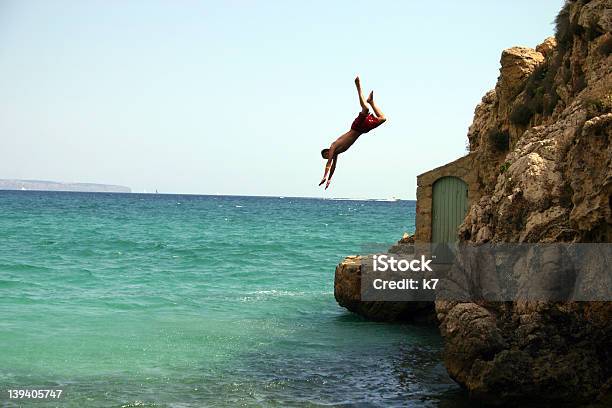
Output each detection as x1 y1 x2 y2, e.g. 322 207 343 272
0 179 131 193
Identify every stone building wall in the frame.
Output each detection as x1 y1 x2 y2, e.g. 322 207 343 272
414 153 480 243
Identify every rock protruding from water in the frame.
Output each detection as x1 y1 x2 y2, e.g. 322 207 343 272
334 255 435 323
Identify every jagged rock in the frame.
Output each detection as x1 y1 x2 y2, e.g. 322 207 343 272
388 233 416 255
440 299 612 404
536 36 557 57
332 1 611 404
467 90 497 151
498 47 545 102
400 232 415 243
578 0 612 32
439 0 612 405
334 255 435 323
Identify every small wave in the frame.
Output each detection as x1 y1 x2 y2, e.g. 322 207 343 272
120 401 158 408
329 197 377 201
239 289 307 302
330 197 401 202
248 290 303 296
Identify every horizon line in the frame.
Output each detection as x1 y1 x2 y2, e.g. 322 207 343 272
0 189 416 201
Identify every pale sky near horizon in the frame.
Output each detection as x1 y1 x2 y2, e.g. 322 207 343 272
0 0 563 199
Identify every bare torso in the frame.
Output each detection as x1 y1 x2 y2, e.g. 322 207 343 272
330 129 361 156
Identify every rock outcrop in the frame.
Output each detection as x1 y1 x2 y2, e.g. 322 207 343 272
334 245 436 323
334 1 610 405
437 0 612 405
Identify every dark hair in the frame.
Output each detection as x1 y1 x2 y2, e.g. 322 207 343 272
321 149 329 159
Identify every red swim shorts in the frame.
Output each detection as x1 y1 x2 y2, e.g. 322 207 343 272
350 112 381 133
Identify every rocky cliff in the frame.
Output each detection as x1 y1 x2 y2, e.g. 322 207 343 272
437 0 611 404
334 251 436 323
335 0 611 405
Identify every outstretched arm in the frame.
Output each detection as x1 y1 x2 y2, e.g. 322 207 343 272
367 91 386 122
325 155 338 189
355 76 369 114
319 147 336 186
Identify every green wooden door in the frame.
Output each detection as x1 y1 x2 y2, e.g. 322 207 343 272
432 176 468 244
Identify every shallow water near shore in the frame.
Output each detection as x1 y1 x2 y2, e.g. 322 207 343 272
0 191 467 407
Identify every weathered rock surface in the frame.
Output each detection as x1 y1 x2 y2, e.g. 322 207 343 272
334 255 436 323
333 1 610 405
438 0 612 405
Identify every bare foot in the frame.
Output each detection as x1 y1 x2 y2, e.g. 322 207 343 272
354 76 360 87
367 91 374 104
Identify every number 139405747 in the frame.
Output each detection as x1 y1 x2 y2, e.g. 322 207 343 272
7 389 63 399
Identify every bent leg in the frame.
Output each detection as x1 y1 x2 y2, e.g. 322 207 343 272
367 91 386 121
355 76 369 114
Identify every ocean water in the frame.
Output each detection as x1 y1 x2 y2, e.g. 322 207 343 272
0 191 466 407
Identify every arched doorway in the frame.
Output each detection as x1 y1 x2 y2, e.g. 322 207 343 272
432 176 468 244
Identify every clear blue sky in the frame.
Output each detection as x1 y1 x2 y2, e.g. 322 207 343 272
0 0 563 198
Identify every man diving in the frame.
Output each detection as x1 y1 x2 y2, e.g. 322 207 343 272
319 76 387 189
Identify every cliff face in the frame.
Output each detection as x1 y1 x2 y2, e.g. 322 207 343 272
437 0 612 404
461 0 611 244
334 1 610 404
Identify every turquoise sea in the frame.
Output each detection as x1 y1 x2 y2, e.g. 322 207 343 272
0 191 466 407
